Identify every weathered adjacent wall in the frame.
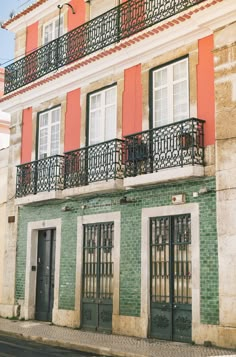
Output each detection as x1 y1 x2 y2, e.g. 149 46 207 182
215 21 236 343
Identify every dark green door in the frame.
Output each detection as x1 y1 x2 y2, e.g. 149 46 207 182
150 214 192 342
82 222 114 332
35 229 56 321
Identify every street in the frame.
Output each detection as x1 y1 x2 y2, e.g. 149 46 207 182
0 334 104 357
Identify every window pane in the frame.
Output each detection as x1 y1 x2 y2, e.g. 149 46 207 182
39 128 48 159
44 23 53 44
50 123 60 156
105 87 116 105
51 108 60 124
90 110 103 145
105 105 116 140
173 80 188 122
154 68 167 88
153 87 168 127
90 93 101 110
173 60 187 82
39 113 48 128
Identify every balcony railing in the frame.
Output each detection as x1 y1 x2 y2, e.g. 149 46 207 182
124 118 205 178
4 0 206 94
15 120 205 198
64 139 124 189
16 155 64 198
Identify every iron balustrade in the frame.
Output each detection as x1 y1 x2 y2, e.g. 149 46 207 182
64 139 124 188
124 118 205 177
16 155 65 198
4 0 206 94
15 120 205 197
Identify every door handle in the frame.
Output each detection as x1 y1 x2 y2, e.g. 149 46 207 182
173 305 177 309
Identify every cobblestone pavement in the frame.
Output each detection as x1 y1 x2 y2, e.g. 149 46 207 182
0 318 235 357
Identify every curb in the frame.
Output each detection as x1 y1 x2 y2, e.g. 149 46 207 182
0 330 147 357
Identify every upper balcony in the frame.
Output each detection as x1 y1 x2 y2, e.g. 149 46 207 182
15 118 205 203
4 0 206 94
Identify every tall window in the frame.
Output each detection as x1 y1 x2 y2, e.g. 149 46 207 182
43 16 64 44
152 58 189 128
38 107 60 159
88 86 117 145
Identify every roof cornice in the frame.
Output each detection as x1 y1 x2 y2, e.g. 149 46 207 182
2 0 64 32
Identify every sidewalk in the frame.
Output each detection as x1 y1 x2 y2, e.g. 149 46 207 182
0 317 235 357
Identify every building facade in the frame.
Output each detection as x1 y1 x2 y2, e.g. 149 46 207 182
0 0 235 348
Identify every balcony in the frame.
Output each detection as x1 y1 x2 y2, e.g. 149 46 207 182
4 0 206 94
124 118 205 187
64 139 124 196
15 155 64 200
15 120 205 201
15 139 125 201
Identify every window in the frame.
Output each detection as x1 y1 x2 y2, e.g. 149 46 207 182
38 107 61 159
152 58 189 128
88 86 117 145
43 17 64 44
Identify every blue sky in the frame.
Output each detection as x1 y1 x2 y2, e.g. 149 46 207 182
0 0 34 67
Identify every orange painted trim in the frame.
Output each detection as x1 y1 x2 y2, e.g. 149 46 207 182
26 21 38 54
123 64 142 136
68 0 86 31
65 88 81 152
197 35 215 146
21 108 32 163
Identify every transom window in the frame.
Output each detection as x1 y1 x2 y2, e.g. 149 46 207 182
88 86 117 145
38 107 60 159
43 16 64 44
152 58 189 128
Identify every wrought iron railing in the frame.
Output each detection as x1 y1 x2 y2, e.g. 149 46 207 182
4 0 206 94
16 155 64 198
64 139 124 189
124 118 205 177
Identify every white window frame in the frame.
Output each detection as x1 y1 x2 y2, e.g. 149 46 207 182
42 15 64 45
152 57 189 128
38 107 61 159
88 85 117 145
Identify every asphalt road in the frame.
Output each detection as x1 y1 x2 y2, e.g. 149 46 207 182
0 334 104 357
